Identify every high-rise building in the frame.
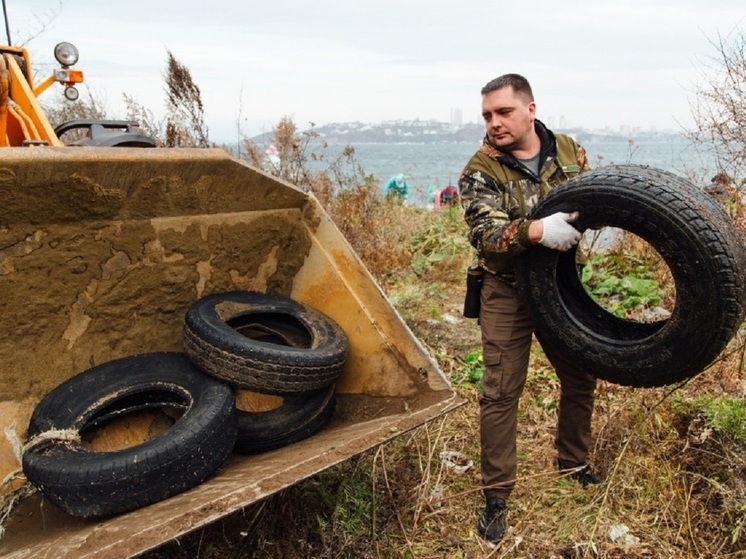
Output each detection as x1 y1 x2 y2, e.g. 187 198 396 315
450 107 463 128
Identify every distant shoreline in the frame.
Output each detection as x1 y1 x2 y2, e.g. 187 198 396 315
249 120 689 147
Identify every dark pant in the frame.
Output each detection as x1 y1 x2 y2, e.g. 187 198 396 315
478 273 596 500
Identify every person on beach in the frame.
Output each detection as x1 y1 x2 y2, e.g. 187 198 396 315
384 173 409 201
458 73 601 545
439 185 459 206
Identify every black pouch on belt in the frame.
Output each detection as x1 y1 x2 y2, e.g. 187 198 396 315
463 264 484 319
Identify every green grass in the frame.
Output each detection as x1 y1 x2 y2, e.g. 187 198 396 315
581 244 669 318
673 394 746 444
450 350 483 389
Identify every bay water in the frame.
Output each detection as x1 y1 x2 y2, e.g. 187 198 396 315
344 137 716 207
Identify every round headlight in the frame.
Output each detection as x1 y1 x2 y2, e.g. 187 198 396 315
54 42 79 67
64 86 80 101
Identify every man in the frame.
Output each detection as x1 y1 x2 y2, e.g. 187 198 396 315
458 73 601 545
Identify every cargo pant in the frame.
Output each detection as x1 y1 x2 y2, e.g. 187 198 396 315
479 272 597 500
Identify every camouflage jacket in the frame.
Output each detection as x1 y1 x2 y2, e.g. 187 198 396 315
458 120 589 279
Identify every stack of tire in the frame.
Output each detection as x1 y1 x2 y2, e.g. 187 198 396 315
182 291 348 455
21 291 348 518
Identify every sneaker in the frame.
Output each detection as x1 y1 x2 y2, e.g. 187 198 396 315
559 461 603 488
477 497 507 543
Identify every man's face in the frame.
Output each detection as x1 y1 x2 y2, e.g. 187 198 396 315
481 86 536 152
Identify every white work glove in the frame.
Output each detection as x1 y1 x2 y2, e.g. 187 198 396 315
538 211 581 252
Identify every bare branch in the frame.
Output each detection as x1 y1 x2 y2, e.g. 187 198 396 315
688 29 746 185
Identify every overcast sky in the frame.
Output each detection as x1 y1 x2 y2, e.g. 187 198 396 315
6 0 744 142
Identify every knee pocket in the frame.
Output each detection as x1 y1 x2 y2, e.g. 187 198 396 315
481 351 527 401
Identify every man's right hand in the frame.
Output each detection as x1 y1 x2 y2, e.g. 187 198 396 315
537 211 581 251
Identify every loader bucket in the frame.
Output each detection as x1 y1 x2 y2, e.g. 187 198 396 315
0 147 462 558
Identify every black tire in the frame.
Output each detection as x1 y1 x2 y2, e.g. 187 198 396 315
183 291 348 394
22 352 237 518
234 384 336 455
515 164 746 387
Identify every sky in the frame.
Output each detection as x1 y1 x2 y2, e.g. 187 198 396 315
5 0 745 142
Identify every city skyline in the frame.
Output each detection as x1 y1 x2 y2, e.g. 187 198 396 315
312 115 686 137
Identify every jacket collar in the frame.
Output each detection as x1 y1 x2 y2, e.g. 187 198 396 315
481 119 557 178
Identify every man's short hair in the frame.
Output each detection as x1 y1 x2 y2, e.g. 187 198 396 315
481 73 534 102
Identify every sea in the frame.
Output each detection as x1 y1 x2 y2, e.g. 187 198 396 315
337 137 717 207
